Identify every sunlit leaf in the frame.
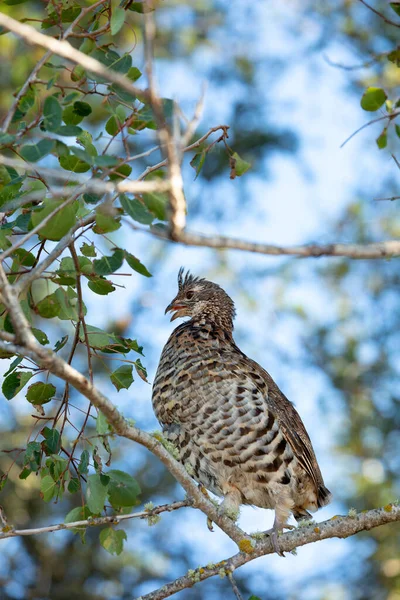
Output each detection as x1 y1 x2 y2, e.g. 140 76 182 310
110 365 134 391
360 87 387 112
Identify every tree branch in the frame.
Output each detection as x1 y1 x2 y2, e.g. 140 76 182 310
0 12 148 104
151 228 400 259
138 504 400 600
0 500 191 540
143 12 186 240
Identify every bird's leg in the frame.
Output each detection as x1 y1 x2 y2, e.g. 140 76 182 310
218 483 242 521
263 494 294 557
262 517 294 557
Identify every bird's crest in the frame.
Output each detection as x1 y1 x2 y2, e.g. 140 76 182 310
177 267 204 291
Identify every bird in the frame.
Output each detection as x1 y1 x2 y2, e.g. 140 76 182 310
152 268 331 554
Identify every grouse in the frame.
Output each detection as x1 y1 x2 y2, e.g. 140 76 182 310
152 269 331 554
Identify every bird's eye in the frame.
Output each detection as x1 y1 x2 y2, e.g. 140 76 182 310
185 291 194 300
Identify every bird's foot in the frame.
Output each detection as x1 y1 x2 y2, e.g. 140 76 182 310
262 522 293 557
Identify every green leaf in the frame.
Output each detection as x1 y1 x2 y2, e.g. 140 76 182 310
26 382 56 405
94 155 119 168
376 129 387 149
123 1 154 13
55 125 82 136
2 371 33 400
127 67 142 81
23 441 41 472
109 163 132 180
41 427 61 454
134 358 148 382
32 328 50 346
59 154 91 173
0 132 16 146
73 101 92 117
71 65 86 82
81 242 96 257
63 105 84 126
96 411 111 435
79 324 116 349
20 139 54 163
86 473 109 514
389 2 400 17
68 478 81 494
54 335 68 352
78 449 90 475
142 192 168 220
111 7 126 35
120 194 154 224
110 54 132 74
110 365 134 391
360 87 387 112
230 152 251 177
3 356 23 377
31 199 77 241
36 293 61 318
190 150 206 179
93 209 121 234
40 475 58 502
395 124 400 139
107 470 140 507
105 115 120 136
100 528 127 555
65 504 92 541
43 96 62 132
55 287 85 321
14 248 35 267
124 251 152 277
65 505 92 526
88 277 116 295
93 248 124 276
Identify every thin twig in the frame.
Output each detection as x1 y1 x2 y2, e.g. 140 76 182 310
0 500 191 540
340 111 400 148
227 571 244 600
358 0 400 28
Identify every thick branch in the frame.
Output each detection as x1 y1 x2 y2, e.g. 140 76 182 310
139 504 400 600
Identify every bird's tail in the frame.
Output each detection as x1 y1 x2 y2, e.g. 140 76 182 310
317 485 332 508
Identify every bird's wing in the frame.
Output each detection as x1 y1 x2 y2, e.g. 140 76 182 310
234 351 330 504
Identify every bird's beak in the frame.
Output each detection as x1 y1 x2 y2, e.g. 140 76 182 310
165 301 188 322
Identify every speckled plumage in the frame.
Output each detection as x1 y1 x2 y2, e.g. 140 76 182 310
152 270 331 548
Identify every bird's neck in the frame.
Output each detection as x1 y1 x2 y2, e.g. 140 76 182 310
190 313 234 338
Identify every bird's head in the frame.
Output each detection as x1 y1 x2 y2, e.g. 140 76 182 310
165 268 236 330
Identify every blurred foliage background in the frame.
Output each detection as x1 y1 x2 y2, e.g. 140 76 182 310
0 1 400 599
